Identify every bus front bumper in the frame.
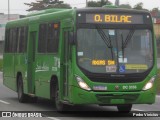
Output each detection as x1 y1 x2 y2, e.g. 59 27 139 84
70 86 156 105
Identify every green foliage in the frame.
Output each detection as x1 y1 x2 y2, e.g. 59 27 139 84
119 4 132 9
133 2 143 10
48 3 71 9
88 0 112 7
0 59 3 71
152 7 159 12
150 7 160 17
25 0 71 11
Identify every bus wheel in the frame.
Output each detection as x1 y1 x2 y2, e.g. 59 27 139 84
117 104 132 113
55 84 67 112
17 76 28 103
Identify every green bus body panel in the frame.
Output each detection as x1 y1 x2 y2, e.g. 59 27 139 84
3 54 27 91
3 8 158 106
70 86 156 104
69 50 157 104
35 54 59 99
26 8 69 17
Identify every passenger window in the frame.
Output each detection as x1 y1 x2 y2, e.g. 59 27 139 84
38 23 60 53
38 24 48 53
18 27 28 53
4 29 10 53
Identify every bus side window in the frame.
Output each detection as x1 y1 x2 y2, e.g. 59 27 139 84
47 23 54 53
52 24 60 53
24 27 28 52
4 29 10 53
16 27 28 53
38 22 60 53
6 28 18 53
38 24 48 53
47 22 60 53
9 29 14 53
12 28 18 53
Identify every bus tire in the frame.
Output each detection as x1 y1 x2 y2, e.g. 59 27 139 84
55 83 67 112
17 75 28 103
117 104 132 113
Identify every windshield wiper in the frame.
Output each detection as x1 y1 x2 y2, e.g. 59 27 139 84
121 34 125 60
96 25 114 60
122 30 135 49
121 30 135 59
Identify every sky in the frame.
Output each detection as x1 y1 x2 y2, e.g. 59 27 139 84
0 0 160 15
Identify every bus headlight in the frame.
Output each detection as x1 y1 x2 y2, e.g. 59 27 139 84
76 76 91 91
143 76 156 91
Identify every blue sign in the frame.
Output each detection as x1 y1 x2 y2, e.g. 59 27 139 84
119 65 125 73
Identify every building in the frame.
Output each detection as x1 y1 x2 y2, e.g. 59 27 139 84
0 13 24 55
151 11 160 58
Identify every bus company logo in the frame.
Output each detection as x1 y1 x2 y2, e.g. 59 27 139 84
115 85 119 90
2 112 11 117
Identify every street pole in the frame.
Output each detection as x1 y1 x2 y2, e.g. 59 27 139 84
101 0 102 6
86 0 88 7
8 0 10 21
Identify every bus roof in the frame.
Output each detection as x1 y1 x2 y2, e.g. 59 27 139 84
6 7 151 28
6 9 74 28
26 8 69 17
76 7 151 14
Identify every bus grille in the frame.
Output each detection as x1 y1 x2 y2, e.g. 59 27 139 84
96 94 139 103
87 76 145 83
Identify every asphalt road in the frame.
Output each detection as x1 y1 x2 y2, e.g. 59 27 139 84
0 72 159 120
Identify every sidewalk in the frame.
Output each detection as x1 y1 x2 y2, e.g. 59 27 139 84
158 58 160 69
0 55 2 59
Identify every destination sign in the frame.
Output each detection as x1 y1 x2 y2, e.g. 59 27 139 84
85 14 144 24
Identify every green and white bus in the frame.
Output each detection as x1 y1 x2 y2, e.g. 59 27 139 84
3 7 158 112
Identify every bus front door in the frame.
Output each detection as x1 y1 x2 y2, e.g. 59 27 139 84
62 29 72 99
27 31 37 94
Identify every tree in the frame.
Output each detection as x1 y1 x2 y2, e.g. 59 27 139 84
119 4 132 9
152 7 159 12
88 1 101 7
133 2 149 11
133 2 143 10
150 7 160 17
24 0 71 11
51 3 71 9
88 0 112 7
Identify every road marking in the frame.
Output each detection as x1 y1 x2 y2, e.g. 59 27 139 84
132 108 144 111
42 114 61 120
0 100 10 105
47 117 61 120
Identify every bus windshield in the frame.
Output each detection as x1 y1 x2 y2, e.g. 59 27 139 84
77 28 153 74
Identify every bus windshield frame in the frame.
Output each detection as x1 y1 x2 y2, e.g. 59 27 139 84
76 11 154 75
